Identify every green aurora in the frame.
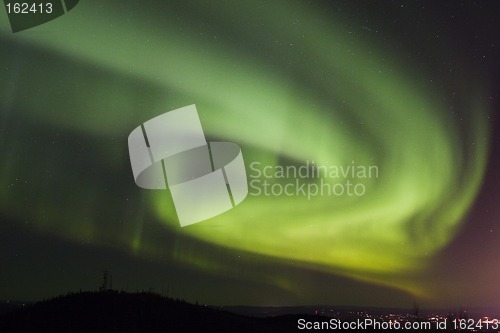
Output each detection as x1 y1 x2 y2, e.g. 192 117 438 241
0 0 492 303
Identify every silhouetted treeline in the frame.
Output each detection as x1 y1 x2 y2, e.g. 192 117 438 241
0 291 493 332
0 291 292 333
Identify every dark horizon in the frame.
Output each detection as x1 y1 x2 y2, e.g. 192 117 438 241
3 286 500 319
3 288 500 318
2 290 500 333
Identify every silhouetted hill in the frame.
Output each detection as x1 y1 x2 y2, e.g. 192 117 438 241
0 291 302 333
2 292 484 332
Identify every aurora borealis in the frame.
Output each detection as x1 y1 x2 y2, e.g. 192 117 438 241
1 0 499 309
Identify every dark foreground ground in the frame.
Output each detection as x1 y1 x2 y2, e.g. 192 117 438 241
0 291 314 333
0 291 492 333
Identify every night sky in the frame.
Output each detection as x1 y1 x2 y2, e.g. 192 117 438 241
0 0 499 310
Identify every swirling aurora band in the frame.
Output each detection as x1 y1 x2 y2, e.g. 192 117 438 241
0 0 490 300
